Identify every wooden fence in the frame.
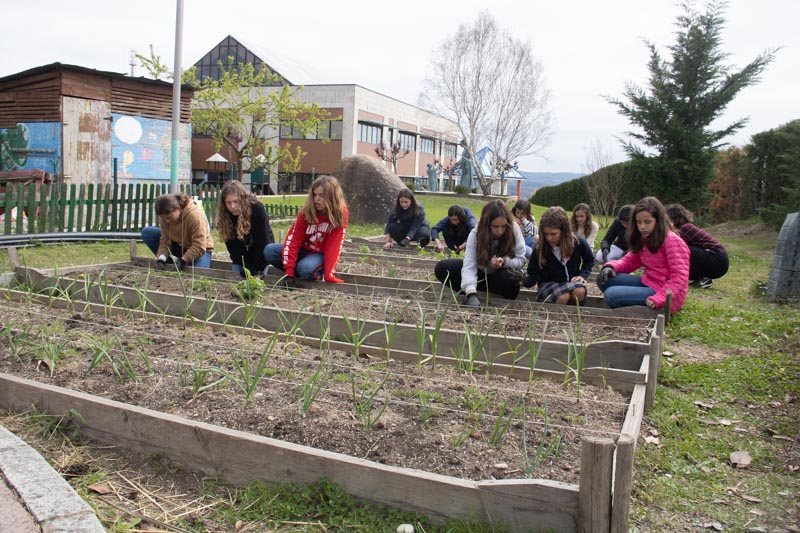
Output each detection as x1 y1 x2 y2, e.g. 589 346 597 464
0 182 299 235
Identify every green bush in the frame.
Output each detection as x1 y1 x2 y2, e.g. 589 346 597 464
454 185 471 195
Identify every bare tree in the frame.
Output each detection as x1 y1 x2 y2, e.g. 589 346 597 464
583 139 624 227
420 11 553 196
374 141 410 175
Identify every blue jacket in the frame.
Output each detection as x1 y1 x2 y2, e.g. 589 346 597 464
430 206 477 240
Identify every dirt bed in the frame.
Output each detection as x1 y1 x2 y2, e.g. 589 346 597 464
0 298 629 484
69 265 653 345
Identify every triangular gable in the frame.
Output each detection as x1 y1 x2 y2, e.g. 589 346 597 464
192 35 289 85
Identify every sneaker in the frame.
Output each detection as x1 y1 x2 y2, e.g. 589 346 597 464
691 277 713 289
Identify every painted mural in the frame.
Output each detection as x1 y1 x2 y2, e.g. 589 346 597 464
111 113 191 181
0 122 62 175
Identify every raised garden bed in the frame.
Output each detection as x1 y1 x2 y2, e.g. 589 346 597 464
1 256 660 531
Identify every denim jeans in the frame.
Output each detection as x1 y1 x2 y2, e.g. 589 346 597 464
140 226 211 268
263 243 323 280
231 262 271 276
599 273 655 309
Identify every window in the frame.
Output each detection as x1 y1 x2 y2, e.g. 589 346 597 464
420 137 435 154
443 142 458 160
280 120 344 140
357 122 382 144
330 120 343 140
398 132 416 152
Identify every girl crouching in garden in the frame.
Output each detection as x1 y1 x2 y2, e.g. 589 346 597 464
216 180 274 277
141 192 214 270
524 206 595 305
597 197 690 313
264 175 348 289
435 200 527 307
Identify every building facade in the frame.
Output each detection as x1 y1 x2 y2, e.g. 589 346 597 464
0 63 193 184
190 36 461 194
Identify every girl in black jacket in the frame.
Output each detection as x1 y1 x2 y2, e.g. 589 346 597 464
216 180 274 276
524 206 595 305
383 188 431 248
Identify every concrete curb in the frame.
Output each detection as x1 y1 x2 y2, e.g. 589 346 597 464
0 424 105 532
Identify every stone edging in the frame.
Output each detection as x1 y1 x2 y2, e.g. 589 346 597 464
0 424 104 532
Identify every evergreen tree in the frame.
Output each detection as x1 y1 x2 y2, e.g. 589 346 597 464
607 1 775 212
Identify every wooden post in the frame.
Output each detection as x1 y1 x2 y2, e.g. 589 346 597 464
129 240 138 260
610 434 635 533
578 436 614 532
7 246 19 269
664 289 672 324
645 331 661 412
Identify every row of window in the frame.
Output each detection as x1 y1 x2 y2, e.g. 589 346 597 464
280 120 344 140
356 121 457 158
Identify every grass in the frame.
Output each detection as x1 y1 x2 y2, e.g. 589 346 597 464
630 219 800 531
1 213 798 531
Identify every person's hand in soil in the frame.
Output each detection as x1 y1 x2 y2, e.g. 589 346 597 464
383 240 394 249
465 293 480 308
282 276 297 290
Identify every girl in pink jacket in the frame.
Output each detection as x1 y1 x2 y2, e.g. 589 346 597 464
596 197 690 313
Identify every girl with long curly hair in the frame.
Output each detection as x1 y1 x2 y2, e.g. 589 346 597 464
216 180 274 277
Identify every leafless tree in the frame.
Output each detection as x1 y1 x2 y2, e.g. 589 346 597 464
419 11 553 196
583 139 624 227
374 141 410 175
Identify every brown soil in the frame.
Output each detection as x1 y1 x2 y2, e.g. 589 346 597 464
83 264 654 344
0 297 630 486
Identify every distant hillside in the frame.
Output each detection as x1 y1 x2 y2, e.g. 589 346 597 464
517 171 583 199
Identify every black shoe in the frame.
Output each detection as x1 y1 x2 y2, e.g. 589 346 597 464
691 277 713 289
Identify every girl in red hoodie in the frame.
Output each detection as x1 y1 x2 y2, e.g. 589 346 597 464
264 175 348 289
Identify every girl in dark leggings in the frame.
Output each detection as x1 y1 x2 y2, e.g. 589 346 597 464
434 200 527 307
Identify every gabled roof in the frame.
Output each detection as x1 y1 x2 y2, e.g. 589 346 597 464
193 35 332 86
453 146 525 180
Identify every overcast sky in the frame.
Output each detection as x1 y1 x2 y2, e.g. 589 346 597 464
3 0 797 173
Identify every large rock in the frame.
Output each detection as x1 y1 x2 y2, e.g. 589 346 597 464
332 155 406 225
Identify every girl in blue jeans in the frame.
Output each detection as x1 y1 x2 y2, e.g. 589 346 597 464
141 193 213 269
596 197 690 314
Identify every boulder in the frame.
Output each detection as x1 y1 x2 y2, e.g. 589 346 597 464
332 155 405 225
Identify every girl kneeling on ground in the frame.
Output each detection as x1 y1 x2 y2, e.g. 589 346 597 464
435 200 527 307
216 180 274 277
524 206 595 305
264 175 348 289
141 192 214 270
597 196 690 313
383 188 431 249
431 205 477 253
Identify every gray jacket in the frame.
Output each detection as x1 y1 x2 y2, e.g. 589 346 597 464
460 223 527 295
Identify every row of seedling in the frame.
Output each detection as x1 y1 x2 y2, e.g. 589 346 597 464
8 267 611 399
0 301 627 450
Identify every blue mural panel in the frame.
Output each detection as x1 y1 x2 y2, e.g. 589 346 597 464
0 122 62 174
111 113 191 181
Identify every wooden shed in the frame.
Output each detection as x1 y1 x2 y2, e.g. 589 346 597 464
0 63 193 185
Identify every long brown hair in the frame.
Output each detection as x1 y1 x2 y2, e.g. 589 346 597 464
570 203 594 238
217 180 256 242
155 192 191 216
301 175 347 227
628 197 670 253
538 206 575 268
393 188 420 219
476 200 517 267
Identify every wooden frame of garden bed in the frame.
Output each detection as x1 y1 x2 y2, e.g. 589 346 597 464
16 265 662 402
4 264 659 531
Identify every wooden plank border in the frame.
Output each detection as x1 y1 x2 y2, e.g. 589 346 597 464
0 373 580 532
